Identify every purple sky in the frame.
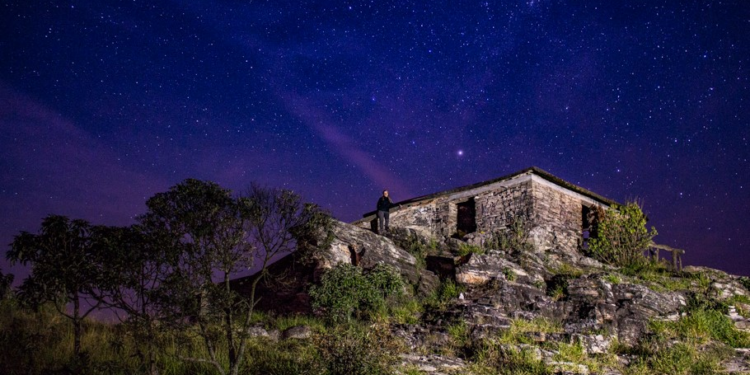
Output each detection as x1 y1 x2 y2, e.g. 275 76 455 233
1 0 748 279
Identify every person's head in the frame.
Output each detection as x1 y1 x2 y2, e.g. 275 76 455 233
382 190 389 197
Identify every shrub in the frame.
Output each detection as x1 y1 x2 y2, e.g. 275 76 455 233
315 324 397 375
457 243 484 257
436 279 463 302
739 276 750 292
309 264 404 323
401 235 428 269
587 202 657 269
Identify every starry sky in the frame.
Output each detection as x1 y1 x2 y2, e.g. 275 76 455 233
1 1 748 278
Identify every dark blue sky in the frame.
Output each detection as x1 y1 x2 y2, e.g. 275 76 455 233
1 1 748 277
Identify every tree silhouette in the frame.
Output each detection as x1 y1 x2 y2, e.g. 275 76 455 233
140 179 331 375
7 215 101 357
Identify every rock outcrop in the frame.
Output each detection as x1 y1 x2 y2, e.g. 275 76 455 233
232 219 439 314
234 218 750 374
317 221 439 295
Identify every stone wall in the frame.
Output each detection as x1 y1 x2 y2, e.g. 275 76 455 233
355 173 609 255
388 201 440 238
474 180 534 232
529 179 587 253
361 178 536 239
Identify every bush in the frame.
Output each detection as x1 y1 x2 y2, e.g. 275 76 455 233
315 324 397 375
436 279 463 302
587 202 657 268
457 243 484 257
739 276 750 292
309 264 404 323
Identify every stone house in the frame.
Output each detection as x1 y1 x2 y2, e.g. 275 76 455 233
355 167 619 254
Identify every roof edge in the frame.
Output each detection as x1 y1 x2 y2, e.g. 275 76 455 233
360 166 620 219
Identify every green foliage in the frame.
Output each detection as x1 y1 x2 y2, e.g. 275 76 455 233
648 342 720 375
267 315 327 333
401 235 428 270
0 269 13 301
603 273 622 285
134 180 332 375
627 338 727 375
457 243 485 257
389 297 424 324
436 279 463 303
624 263 700 292
667 308 750 348
551 263 584 278
587 202 657 268
473 343 552 375
503 268 517 282
545 265 583 301
739 276 750 292
7 215 103 357
245 340 325 375
315 324 397 375
632 299 750 374
309 264 404 323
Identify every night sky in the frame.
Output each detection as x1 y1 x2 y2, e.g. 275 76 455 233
1 1 748 279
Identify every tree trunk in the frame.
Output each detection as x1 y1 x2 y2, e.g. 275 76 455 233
73 293 82 357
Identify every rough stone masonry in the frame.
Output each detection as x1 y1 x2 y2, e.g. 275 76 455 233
355 167 617 255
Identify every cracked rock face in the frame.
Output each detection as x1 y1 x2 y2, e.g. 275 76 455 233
316 220 439 295
456 252 687 346
456 251 544 286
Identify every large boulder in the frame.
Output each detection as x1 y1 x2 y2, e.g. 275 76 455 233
456 251 545 286
233 220 439 315
316 220 439 295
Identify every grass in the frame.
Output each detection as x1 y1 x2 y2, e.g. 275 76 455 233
603 273 621 285
471 343 552 375
503 268 517 282
389 298 424 324
651 307 750 348
0 297 409 375
620 262 711 293
620 301 750 375
457 243 485 257
550 263 584 278
727 294 750 318
268 314 327 333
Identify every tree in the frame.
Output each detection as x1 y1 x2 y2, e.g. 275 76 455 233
142 179 331 375
586 201 658 268
7 215 101 357
89 224 172 375
140 179 248 374
0 269 13 301
239 184 334 319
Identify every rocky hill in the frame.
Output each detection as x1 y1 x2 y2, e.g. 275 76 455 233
237 219 750 374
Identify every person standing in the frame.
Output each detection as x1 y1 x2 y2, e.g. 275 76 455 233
376 190 395 234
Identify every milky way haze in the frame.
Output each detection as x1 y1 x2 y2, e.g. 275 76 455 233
1 1 748 278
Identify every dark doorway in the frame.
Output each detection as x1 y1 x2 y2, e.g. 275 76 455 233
581 205 592 249
457 198 477 235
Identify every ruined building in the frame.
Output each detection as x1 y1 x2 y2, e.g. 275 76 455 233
355 167 618 255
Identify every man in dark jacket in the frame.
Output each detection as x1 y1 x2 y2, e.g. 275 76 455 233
376 190 395 234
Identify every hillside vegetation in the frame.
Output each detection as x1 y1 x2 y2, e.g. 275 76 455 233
2 181 749 375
